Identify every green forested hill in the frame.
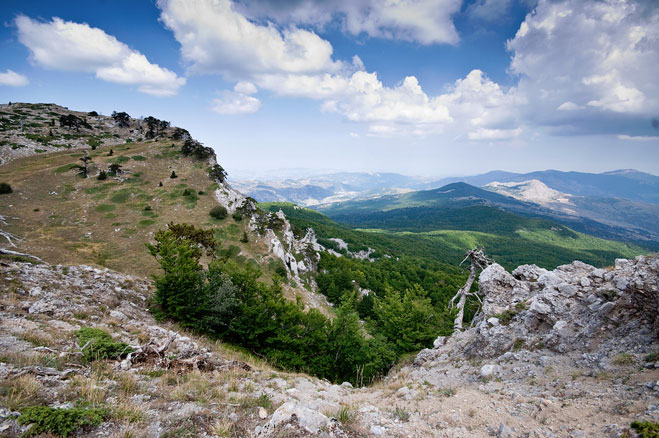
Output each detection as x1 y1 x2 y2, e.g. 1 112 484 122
266 201 645 271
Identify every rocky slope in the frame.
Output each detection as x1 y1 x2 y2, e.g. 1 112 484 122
1 254 657 437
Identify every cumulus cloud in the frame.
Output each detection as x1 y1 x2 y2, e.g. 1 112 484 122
212 83 262 114
507 0 659 133
15 15 185 96
158 0 519 135
0 70 28 87
233 0 462 45
158 0 342 78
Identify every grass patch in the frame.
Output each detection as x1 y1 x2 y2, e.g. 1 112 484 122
54 163 79 174
94 204 116 213
108 156 130 164
131 155 146 161
138 219 156 227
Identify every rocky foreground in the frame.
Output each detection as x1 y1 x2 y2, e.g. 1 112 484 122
0 255 658 437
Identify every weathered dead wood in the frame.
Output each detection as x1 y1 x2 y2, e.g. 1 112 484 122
449 247 493 331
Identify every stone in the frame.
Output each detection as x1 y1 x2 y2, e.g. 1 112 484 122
487 317 500 326
433 336 447 349
530 298 551 315
480 364 502 378
512 264 549 281
558 283 577 297
396 386 410 398
497 423 515 438
258 407 268 419
258 401 329 436
340 381 353 389
370 425 385 435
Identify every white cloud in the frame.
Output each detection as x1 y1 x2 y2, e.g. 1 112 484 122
158 0 341 78
0 70 28 87
617 134 659 142
467 0 514 22
233 0 462 45
212 89 262 114
15 15 185 96
234 81 258 95
159 0 520 134
507 0 659 133
556 101 584 111
468 127 522 140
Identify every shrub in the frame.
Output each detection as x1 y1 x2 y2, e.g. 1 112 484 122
75 327 132 363
631 421 659 438
18 405 106 437
240 232 249 243
97 171 107 181
209 206 228 220
232 211 243 222
0 182 12 194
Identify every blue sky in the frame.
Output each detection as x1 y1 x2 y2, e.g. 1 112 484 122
1 0 658 178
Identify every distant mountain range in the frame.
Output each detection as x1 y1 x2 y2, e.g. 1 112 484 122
433 169 659 204
315 181 659 250
237 169 659 248
230 172 430 206
234 168 659 206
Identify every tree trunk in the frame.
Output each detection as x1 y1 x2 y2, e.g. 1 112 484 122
452 264 477 330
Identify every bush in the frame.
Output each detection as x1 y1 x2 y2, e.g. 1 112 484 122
631 421 659 438
97 170 107 181
232 211 243 221
18 405 106 437
75 327 132 363
209 206 228 220
0 182 12 194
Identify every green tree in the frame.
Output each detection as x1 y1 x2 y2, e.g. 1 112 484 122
147 228 204 326
374 285 447 354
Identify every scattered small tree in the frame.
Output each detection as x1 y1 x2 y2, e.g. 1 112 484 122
78 155 92 178
240 231 249 243
209 164 228 183
97 170 107 180
108 163 122 176
107 149 113 156
170 170 178 179
111 111 131 128
209 205 228 220
0 182 12 194
59 114 91 131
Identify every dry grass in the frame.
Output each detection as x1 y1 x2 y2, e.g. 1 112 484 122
163 371 225 404
211 418 234 438
111 399 147 424
65 373 106 405
118 372 139 395
0 374 45 411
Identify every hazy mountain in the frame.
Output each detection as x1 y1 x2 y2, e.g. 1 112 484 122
432 169 659 204
230 172 429 206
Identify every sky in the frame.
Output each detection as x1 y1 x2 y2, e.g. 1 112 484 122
0 0 658 179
